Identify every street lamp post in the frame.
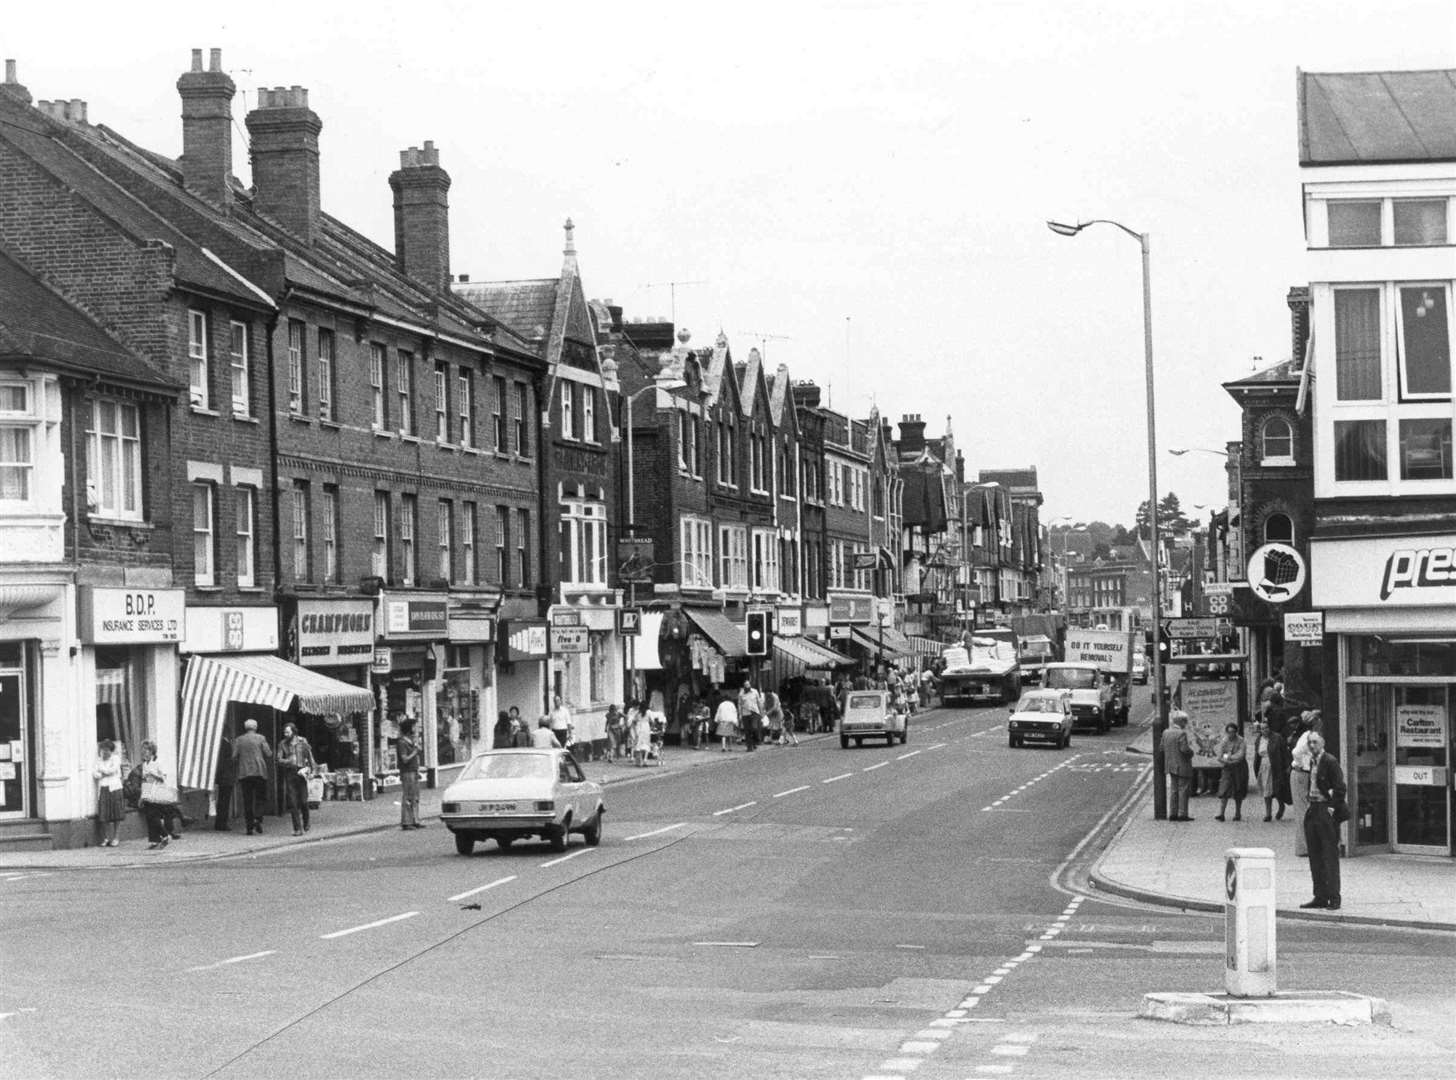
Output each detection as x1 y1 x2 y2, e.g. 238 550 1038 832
623 379 687 705
1047 218 1168 819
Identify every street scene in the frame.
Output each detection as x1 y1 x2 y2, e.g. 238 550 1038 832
1 2 1455 1078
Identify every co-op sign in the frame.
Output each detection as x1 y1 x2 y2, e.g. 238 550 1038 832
1312 535 1456 608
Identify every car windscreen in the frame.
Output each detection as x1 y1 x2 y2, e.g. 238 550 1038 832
458 754 554 782
1045 668 1097 690
1017 695 1060 713
846 693 884 709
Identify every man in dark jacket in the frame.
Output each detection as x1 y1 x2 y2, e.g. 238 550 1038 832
232 719 272 835
213 733 236 831
1300 732 1347 910
1159 711 1196 821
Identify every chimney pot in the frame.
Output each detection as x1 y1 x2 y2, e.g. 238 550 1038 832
177 48 235 207
191 48 203 72
5 60 15 83
209 48 222 72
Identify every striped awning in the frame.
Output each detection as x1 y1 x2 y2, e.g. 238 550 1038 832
850 626 913 659
907 635 945 657
775 635 854 670
178 654 374 790
684 608 747 659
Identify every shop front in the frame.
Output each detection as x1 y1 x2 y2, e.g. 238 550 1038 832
285 598 375 802
549 602 623 757
497 606 549 739
1312 534 1456 857
75 585 185 846
437 593 499 777
373 591 446 790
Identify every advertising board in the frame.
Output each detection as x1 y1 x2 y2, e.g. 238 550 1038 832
1063 628 1135 674
1179 679 1238 770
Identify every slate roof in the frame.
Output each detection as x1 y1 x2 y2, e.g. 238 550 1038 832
979 468 1038 491
1224 356 1302 389
454 280 554 340
0 248 177 392
1299 69 1456 165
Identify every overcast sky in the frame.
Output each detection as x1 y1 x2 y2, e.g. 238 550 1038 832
7 1 1453 524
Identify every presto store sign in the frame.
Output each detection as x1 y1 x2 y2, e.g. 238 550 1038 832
1312 535 1456 607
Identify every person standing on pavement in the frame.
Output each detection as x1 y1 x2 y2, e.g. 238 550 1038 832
714 694 739 752
138 740 180 849
1300 732 1347 910
397 718 424 830
1214 723 1249 821
1252 718 1291 822
92 740 126 848
1160 711 1195 821
233 718 272 836
531 717 562 749
1289 711 1322 856
277 722 316 837
213 732 236 832
737 680 763 752
549 694 574 755
630 701 653 767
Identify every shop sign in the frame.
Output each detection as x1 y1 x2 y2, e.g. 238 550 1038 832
181 606 278 654
1395 765 1448 787
619 608 642 636
295 599 374 666
1312 534 1456 609
828 593 874 625
1180 679 1237 771
617 538 654 584
372 647 392 673
776 606 802 637
551 610 583 627
446 604 495 643
550 625 590 654
1283 611 1324 646
78 587 185 645
1396 704 1446 749
829 625 851 639
1247 542 1307 604
382 596 448 639
503 621 549 662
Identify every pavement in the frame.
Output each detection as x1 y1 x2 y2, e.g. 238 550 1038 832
7 724 1455 936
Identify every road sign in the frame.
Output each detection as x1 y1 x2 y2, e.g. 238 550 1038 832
1165 617 1227 640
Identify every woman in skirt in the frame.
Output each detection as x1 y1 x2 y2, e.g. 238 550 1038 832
1215 723 1250 821
92 739 127 847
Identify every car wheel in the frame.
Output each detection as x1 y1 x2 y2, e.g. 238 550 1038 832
1008 733 1017 748
582 810 603 847
454 832 475 856
496 835 514 850
854 737 863 747
840 734 850 749
550 819 570 852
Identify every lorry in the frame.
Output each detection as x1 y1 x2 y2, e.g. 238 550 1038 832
1043 627 1137 732
1017 634 1057 685
938 627 1021 705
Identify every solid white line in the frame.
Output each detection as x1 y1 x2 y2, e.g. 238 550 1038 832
773 786 810 798
624 823 685 841
897 750 921 760
540 848 593 868
187 950 276 972
447 875 517 902
321 912 419 939
861 762 888 772
712 801 757 816
822 773 853 783
693 941 759 947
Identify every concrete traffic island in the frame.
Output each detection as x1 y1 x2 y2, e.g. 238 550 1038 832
1139 990 1392 1026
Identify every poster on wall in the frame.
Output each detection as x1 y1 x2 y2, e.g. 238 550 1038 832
1396 704 1447 749
1179 680 1238 770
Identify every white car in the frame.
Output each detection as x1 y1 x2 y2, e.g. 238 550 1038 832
440 749 605 855
1132 651 1148 685
839 690 909 747
1007 689 1074 749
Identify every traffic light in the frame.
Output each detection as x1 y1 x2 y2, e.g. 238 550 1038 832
745 610 770 657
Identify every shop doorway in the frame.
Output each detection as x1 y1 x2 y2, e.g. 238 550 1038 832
0 649 28 819
1393 685 1450 854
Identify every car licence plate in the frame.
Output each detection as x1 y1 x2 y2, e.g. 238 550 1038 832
478 802 518 814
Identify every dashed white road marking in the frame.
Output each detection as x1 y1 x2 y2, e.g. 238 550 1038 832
896 750 921 760
321 911 419 940
773 785 810 798
623 823 685 841
822 772 853 784
862 762 888 772
540 848 593 868
990 1044 1030 1056
712 801 757 816
924 742 947 751
447 875 517 902
187 950 276 972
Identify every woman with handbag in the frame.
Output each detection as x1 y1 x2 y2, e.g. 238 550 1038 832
138 741 180 850
278 722 317 836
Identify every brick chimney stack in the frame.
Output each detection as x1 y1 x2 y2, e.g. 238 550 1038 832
1287 285 1311 367
246 85 322 243
2 60 33 106
389 141 451 292
898 413 926 453
176 49 235 208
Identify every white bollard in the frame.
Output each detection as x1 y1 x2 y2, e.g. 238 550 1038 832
1224 847 1277 997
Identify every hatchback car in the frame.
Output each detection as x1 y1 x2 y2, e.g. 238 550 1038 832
1132 651 1148 685
839 690 908 747
1007 689 1074 749
440 749 605 855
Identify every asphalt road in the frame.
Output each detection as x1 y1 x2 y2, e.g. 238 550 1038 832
3 705 1453 1080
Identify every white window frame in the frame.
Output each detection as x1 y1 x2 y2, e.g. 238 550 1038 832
1396 282 1453 402
561 382 576 441
719 524 748 590
680 515 714 588
372 492 390 580
397 351 415 436
752 528 780 592
434 365 449 443
229 320 250 417
188 309 209 409
317 330 335 421
193 482 215 586
438 500 454 582
322 487 338 583
85 398 142 520
514 383 528 454
582 387 596 443
370 343 387 430
291 483 309 582
492 376 507 451
401 494 418 586
236 485 256 587
458 371 473 448
560 498 607 585
0 380 38 505
1261 417 1294 466
461 502 477 586
517 508 531 586
288 321 305 415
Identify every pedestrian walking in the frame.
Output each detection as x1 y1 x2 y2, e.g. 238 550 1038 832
277 722 316 836
1289 711 1322 856
687 700 710 749
138 741 180 849
397 717 424 830
549 694 574 755
1252 718 1291 821
605 704 628 761
1160 711 1195 821
1300 732 1347 910
92 739 126 848
233 718 272 836
714 695 739 752
737 680 763 752
213 732 236 831
1214 723 1249 821
531 717 562 749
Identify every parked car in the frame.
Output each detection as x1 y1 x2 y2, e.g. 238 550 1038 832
440 749 605 855
1007 689 1074 749
1132 651 1148 685
839 690 908 747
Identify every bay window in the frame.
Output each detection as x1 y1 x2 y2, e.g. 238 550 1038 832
1334 420 1387 482
1334 288 1382 401
1400 417 1453 480
0 381 35 502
